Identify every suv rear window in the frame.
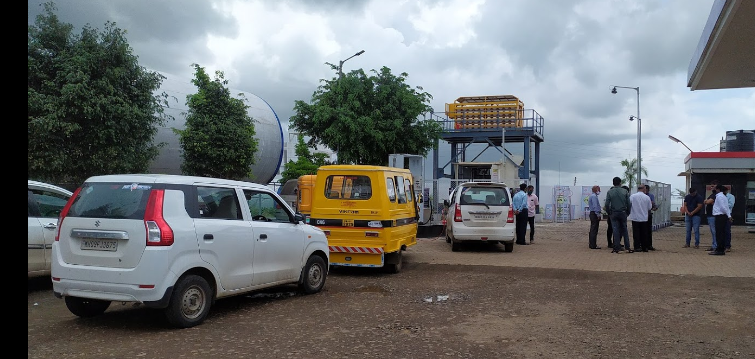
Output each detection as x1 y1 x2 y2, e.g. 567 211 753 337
459 186 510 206
67 183 152 219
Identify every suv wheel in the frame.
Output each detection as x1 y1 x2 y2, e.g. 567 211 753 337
299 255 326 294
164 275 213 328
64 297 111 318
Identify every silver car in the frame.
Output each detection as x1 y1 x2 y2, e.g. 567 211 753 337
443 182 515 252
28 180 73 278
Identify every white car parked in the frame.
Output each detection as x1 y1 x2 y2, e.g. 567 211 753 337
28 180 73 278
52 174 329 328
443 182 515 252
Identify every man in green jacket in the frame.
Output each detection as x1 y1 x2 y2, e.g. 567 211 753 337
604 177 632 253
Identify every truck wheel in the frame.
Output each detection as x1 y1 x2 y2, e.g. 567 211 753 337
384 250 403 274
163 274 212 329
299 255 327 294
64 297 111 318
504 242 514 253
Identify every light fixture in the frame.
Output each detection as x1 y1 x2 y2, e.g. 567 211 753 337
610 85 642 187
668 135 693 152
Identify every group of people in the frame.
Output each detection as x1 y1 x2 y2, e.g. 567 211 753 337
682 180 734 255
512 183 539 245
589 177 657 253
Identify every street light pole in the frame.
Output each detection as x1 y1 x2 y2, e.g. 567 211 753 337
611 85 641 188
338 50 365 78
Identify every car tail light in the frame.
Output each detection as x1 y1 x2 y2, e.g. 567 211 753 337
55 187 82 241
144 189 174 246
507 207 514 223
454 203 463 222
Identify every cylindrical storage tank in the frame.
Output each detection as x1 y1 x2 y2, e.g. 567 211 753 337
725 130 755 152
149 71 284 184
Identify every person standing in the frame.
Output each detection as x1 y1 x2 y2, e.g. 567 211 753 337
526 185 539 244
703 182 719 251
604 177 632 253
629 185 653 252
682 188 704 248
587 185 602 249
709 184 733 256
723 186 735 252
513 183 529 245
606 212 614 248
643 184 657 250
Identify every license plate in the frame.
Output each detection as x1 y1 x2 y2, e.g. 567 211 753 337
81 239 118 251
474 215 496 219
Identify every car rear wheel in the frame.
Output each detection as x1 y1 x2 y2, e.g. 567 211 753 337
451 239 461 252
64 296 111 318
299 255 327 294
384 250 403 274
504 242 514 253
164 274 213 329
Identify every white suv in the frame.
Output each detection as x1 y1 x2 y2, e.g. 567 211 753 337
443 182 515 252
52 174 329 328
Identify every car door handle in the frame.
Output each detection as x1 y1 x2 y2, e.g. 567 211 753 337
203 234 214 240
43 222 58 229
258 234 267 241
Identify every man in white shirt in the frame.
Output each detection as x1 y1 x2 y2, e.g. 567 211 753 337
629 185 653 252
709 184 733 256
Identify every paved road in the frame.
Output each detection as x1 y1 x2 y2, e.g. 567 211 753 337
28 220 755 359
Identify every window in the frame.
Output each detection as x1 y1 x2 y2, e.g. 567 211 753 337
395 176 407 204
386 177 396 202
197 187 241 220
245 190 292 223
325 175 372 200
404 178 413 203
68 183 151 220
460 186 510 206
29 188 70 218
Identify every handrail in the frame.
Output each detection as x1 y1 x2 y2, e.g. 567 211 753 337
428 109 544 138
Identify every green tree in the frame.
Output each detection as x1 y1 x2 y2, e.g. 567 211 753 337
278 134 331 184
620 158 648 189
674 188 687 197
175 64 258 180
28 2 171 186
289 65 442 165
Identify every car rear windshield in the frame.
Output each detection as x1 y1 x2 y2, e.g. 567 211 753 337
67 182 152 219
460 187 510 206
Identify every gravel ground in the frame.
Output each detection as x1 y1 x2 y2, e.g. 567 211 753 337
28 220 755 359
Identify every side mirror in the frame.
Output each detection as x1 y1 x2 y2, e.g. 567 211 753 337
294 213 304 223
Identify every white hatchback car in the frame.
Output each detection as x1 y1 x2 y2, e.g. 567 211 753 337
443 182 515 252
52 174 329 328
28 180 73 278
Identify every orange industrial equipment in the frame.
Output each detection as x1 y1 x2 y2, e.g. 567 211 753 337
446 95 524 130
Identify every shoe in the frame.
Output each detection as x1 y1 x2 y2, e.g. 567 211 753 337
627 249 635 253
709 251 725 256
589 246 601 250
611 250 619 253
647 247 656 251
726 247 731 252
682 244 690 248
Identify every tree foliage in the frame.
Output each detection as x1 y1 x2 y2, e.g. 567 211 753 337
278 134 331 184
175 64 258 180
28 2 171 186
289 65 442 165
620 158 648 190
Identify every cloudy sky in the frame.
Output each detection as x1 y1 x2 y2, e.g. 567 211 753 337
28 0 754 193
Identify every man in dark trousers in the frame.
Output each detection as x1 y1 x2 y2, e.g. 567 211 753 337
709 184 733 256
587 185 602 249
512 183 529 245
604 177 632 253
643 184 657 250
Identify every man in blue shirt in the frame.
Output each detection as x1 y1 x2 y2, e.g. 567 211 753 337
682 187 704 248
512 183 529 245
587 185 602 249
